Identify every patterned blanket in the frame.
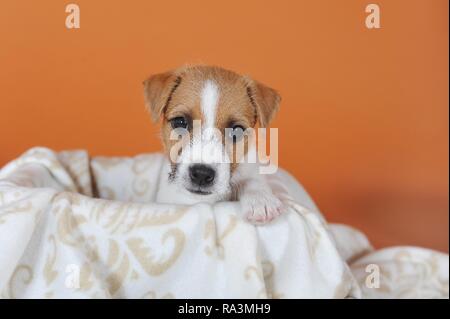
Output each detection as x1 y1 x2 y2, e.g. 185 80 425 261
0 147 447 298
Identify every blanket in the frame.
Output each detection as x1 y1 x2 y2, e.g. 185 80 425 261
0 147 448 298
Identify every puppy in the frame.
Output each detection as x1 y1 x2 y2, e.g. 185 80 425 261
144 65 283 224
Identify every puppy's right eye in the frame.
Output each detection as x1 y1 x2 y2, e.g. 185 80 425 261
170 117 188 129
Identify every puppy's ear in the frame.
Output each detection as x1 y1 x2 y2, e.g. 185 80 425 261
143 71 181 122
247 80 281 127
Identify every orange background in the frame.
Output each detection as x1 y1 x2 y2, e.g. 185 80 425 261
0 1 448 251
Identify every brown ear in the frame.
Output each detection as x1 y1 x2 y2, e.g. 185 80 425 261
143 71 181 122
247 80 281 127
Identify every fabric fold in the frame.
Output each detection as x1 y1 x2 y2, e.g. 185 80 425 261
0 147 447 299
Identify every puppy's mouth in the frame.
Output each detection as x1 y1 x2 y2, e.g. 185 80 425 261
186 188 212 195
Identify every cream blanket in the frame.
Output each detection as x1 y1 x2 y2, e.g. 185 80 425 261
0 147 448 299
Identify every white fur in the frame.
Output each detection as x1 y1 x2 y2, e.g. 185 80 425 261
200 80 219 129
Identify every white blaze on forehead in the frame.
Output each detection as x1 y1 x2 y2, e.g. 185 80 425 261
200 80 219 129
188 80 225 164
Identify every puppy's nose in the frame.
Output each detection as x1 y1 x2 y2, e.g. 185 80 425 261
189 164 215 187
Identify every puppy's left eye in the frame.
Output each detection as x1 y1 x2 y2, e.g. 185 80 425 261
170 117 188 129
227 125 246 143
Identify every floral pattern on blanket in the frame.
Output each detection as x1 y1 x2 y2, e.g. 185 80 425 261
0 147 448 299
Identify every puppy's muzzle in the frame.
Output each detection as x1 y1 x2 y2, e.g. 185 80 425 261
189 164 216 188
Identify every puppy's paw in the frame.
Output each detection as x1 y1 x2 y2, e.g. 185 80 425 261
240 191 283 224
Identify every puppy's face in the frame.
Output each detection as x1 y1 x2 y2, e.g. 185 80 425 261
144 66 280 202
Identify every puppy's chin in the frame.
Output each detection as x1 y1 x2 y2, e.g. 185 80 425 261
185 187 213 196
182 187 228 205
181 178 232 204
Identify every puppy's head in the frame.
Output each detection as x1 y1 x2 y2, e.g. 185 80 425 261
144 65 280 203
